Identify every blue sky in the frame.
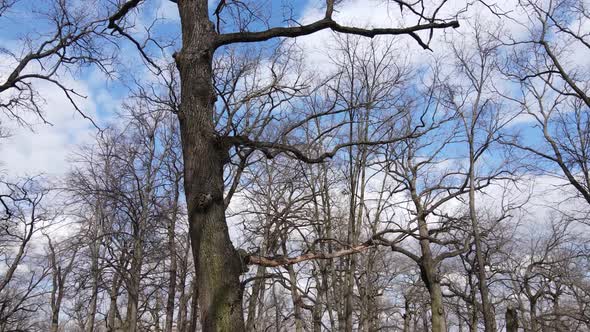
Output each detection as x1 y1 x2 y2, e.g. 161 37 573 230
0 0 589 179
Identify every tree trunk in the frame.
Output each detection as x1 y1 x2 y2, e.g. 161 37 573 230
126 238 143 332
403 297 411 332
50 275 62 332
313 302 322 332
165 184 180 332
428 280 447 332
505 306 518 332
245 265 266 331
177 234 192 332
416 214 447 332
86 238 100 332
177 277 188 332
530 300 538 332
165 243 178 332
188 277 199 332
468 131 497 332
176 1 245 331
107 272 122 331
286 263 304 332
48 239 76 332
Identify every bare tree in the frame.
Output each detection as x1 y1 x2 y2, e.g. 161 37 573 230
6 2 590 332
513 0 590 107
443 19 520 331
65 102 188 331
46 235 79 332
105 1 461 329
0 177 53 330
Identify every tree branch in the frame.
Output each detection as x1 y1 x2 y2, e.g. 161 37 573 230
215 17 459 49
246 240 375 267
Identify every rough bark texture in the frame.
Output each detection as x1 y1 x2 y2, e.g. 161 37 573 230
176 1 245 330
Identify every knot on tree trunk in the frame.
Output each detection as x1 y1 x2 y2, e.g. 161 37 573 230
191 192 220 212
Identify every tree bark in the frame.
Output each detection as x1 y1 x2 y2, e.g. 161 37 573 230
177 233 192 332
107 272 122 331
403 297 411 332
85 224 100 332
465 72 497 332
286 263 304 332
126 236 143 332
505 306 518 332
468 169 497 332
245 265 266 331
416 213 447 332
86 258 99 332
188 277 199 332
165 183 181 332
48 239 76 332
176 1 245 330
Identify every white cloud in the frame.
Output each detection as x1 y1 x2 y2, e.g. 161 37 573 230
157 0 180 21
0 75 102 177
284 0 540 80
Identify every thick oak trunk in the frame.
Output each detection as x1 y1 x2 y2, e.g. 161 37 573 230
176 1 245 330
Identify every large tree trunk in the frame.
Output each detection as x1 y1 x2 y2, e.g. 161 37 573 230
312 301 322 332
176 2 245 330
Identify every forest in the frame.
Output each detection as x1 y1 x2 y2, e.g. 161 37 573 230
0 0 589 331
